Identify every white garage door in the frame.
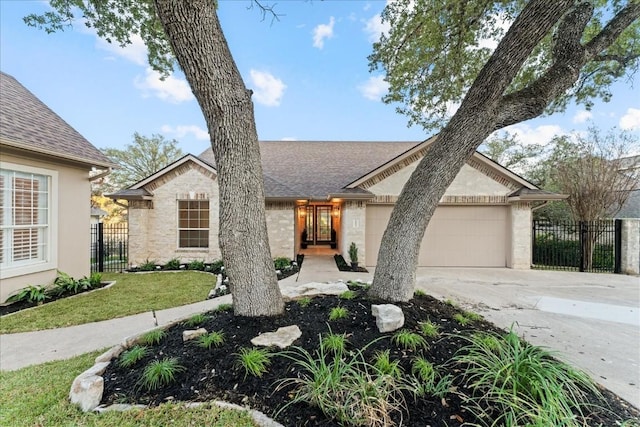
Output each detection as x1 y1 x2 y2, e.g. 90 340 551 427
365 205 508 267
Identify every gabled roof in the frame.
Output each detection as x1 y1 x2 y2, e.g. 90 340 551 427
199 141 419 199
0 71 113 168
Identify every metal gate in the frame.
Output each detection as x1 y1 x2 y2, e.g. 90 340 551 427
532 220 621 273
90 222 128 273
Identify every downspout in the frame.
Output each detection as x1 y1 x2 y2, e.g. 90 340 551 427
531 200 549 212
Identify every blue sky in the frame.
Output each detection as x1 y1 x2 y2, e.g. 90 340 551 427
1 0 638 156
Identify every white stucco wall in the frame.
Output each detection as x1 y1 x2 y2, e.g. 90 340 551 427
266 202 295 259
0 152 91 302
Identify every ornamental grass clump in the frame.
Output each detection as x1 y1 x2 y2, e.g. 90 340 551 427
118 345 149 368
184 313 210 328
392 330 428 351
454 329 603 426
410 357 452 399
329 306 349 321
138 357 185 391
234 347 272 378
139 329 166 346
321 332 349 354
418 320 440 338
373 350 403 379
276 336 408 427
198 331 225 350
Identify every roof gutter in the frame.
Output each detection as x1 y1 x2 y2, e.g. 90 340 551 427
0 137 115 169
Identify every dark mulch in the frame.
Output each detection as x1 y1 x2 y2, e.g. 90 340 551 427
333 254 369 273
0 282 112 317
101 289 639 426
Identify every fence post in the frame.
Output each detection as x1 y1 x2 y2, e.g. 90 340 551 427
98 222 105 273
579 221 585 273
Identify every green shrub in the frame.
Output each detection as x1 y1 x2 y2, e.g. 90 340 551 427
410 357 452 399
329 306 349 321
453 313 471 325
118 345 149 368
373 350 403 379
139 259 157 271
348 242 358 264
138 357 185 391
7 285 49 305
184 313 210 328
163 257 181 270
216 303 233 312
392 330 427 351
454 329 602 426
338 290 357 300
418 320 440 338
234 347 272 378
273 257 291 271
198 331 225 349
298 297 312 308
89 272 102 287
139 329 166 346
414 289 426 297
321 333 349 353
210 259 224 274
187 259 205 271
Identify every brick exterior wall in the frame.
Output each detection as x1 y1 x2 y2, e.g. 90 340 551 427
266 202 295 259
341 201 367 265
620 219 640 275
508 202 532 269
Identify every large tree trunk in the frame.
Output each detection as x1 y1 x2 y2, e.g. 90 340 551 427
368 0 574 301
154 0 283 316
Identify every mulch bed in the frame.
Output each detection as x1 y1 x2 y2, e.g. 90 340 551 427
101 289 640 426
333 254 369 273
0 281 112 317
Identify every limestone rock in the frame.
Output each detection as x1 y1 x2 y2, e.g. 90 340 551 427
281 282 349 300
371 304 405 333
183 328 208 342
83 361 110 377
94 403 147 413
95 345 124 363
69 374 104 412
251 325 302 349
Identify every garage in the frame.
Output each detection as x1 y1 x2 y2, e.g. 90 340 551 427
365 205 509 267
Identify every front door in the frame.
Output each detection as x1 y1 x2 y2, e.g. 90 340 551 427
305 205 333 245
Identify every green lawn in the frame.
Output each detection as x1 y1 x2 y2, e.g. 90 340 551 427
0 272 215 334
0 350 255 427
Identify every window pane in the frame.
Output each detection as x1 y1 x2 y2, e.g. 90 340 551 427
177 200 209 248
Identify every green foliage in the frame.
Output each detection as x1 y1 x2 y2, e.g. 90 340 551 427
51 271 93 296
7 285 48 305
234 347 272 378
410 357 452 399
328 306 349 321
163 258 181 270
138 357 185 391
413 289 426 297
198 331 225 350
184 313 210 328
298 297 312 308
216 303 233 312
321 333 349 354
187 259 205 271
276 336 407 427
139 259 157 271
373 350 403 379
339 290 357 300
392 330 428 351
444 299 457 307
89 272 102 287
370 0 640 131
139 329 166 346
454 329 603 426
273 257 291 271
453 313 471 326
347 280 370 290
348 242 358 264
209 259 225 274
118 345 149 368
480 133 542 174
418 320 440 339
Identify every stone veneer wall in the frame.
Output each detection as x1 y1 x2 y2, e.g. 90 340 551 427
128 166 221 265
508 202 532 269
341 201 367 265
265 202 295 259
620 219 640 275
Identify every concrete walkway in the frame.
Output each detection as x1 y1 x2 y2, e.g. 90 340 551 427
1 257 638 407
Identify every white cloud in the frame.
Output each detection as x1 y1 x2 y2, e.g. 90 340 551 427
572 109 592 124
620 108 640 130
358 75 389 101
249 69 286 107
500 123 566 146
96 33 148 65
313 17 335 49
134 68 194 103
363 13 390 43
161 124 209 141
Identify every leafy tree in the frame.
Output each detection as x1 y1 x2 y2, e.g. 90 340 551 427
480 133 542 175
99 133 184 193
25 0 284 316
367 0 640 301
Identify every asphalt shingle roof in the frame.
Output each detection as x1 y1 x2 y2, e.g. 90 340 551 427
199 141 419 199
0 71 112 168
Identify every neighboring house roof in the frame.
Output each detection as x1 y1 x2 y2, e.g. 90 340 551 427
0 71 113 168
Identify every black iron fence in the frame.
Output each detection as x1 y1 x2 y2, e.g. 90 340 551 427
91 222 128 273
532 220 621 273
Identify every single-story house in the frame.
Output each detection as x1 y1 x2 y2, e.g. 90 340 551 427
110 138 563 269
0 71 113 302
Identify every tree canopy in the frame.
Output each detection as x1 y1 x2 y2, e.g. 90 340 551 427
371 0 640 132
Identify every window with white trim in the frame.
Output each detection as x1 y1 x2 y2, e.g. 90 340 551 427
178 200 209 248
0 168 50 269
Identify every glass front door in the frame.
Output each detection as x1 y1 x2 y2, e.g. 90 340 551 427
304 205 333 245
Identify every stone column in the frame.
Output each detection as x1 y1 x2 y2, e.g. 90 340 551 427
620 219 640 275
508 202 531 269
127 200 152 266
341 201 367 265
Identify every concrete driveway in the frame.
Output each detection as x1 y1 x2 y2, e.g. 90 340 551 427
413 268 639 407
